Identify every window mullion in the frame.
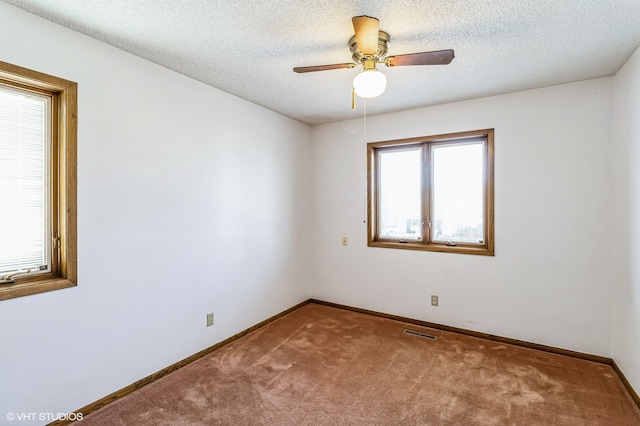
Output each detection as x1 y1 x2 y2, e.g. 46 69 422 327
421 143 430 244
373 148 382 242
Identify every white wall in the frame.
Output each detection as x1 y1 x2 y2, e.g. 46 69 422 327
612 47 640 394
311 78 613 357
1 2 637 421
0 3 311 423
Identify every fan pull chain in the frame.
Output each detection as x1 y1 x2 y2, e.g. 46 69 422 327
363 98 367 140
352 87 356 110
363 98 368 224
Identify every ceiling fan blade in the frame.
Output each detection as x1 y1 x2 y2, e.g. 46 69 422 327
293 63 356 73
352 16 379 55
386 49 455 67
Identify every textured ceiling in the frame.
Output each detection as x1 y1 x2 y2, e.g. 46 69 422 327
4 0 640 125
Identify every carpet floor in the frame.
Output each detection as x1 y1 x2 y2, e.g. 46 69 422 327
81 303 640 425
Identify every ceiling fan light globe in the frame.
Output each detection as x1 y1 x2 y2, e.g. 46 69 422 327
353 70 386 98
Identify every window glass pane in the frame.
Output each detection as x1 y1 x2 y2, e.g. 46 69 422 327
0 86 50 275
379 148 422 240
432 142 484 243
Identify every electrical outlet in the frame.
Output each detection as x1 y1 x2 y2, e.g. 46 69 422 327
341 237 348 246
206 312 214 327
431 295 439 307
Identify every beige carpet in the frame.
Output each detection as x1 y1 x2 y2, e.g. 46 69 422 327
80 303 640 425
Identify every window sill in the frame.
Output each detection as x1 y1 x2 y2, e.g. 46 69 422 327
368 241 494 256
0 278 77 301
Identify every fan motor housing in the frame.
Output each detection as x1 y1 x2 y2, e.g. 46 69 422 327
349 30 390 63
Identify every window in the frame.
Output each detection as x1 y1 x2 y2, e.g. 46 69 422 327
0 61 77 300
367 129 494 255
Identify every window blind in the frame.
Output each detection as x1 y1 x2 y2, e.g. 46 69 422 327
0 85 50 276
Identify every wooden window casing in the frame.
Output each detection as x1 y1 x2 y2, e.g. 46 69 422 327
367 129 494 256
0 61 77 301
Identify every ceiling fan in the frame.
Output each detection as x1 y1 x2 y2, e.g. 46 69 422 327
293 16 454 100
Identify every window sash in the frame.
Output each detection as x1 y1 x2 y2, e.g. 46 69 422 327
377 146 423 241
0 85 51 276
430 140 485 244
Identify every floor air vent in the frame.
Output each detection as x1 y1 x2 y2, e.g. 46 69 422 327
403 329 437 340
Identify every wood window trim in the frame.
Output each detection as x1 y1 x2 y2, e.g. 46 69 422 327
0 61 77 301
367 129 494 256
